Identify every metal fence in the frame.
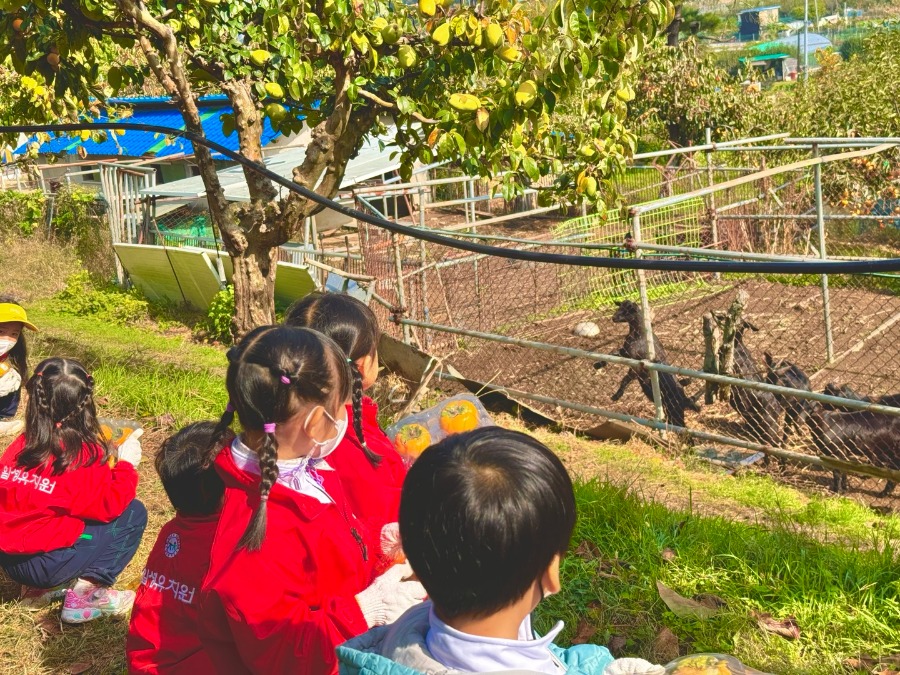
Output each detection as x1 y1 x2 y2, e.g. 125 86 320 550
353 135 900 500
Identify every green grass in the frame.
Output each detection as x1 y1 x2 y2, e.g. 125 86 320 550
534 480 900 674
29 304 228 427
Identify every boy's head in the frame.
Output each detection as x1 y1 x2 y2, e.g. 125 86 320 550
155 422 228 515
399 427 576 622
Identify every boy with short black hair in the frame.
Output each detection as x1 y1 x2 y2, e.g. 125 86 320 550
126 421 230 674
337 427 662 675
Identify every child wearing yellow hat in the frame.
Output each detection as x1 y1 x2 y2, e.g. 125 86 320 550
0 298 37 437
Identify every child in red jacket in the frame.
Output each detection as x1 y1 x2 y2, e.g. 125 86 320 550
285 293 408 571
127 421 230 674
0 357 146 623
197 326 426 675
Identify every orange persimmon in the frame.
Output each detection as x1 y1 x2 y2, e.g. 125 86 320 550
394 423 432 459
439 399 479 435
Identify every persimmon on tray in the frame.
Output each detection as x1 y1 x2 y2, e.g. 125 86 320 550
98 418 142 449
386 394 493 463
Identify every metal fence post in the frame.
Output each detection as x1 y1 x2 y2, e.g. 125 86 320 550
813 143 835 363
705 127 720 281
418 187 430 350
391 232 412 344
631 212 666 425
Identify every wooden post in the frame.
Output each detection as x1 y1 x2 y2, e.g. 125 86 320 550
717 289 749 402
702 312 721 404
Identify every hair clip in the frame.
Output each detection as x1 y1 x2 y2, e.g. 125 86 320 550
263 423 276 434
347 358 353 363
280 375 290 384
225 402 235 413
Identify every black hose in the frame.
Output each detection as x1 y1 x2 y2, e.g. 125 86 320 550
5 121 900 274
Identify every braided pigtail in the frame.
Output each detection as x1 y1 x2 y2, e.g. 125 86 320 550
237 426 280 552
350 365 381 466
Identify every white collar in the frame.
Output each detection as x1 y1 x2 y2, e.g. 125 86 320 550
426 605 566 674
230 437 333 504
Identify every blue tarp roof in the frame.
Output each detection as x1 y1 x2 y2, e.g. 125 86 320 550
14 95 283 160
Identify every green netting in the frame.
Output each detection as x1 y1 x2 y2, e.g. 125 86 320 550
552 198 706 308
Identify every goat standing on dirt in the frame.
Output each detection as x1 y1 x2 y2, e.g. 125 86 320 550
764 353 812 443
724 320 784 448
594 300 699 429
802 400 900 496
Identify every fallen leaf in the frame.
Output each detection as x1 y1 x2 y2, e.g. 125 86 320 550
574 540 601 560
876 670 899 675
69 663 92 674
35 615 61 638
155 412 177 428
95 396 110 406
693 593 727 611
571 619 596 645
844 657 876 670
607 634 627 656
661 548 677 562
752 611 801 640
651 626 680 662
656 580 720 620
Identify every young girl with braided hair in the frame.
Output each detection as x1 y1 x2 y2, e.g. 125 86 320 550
198 326 425 675
285 293 408 571
0 357 146 623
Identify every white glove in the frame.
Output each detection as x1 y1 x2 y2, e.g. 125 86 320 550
356 561 427 628
380 522 404 563
0 368 21 397
604 658 666 675
116 429 144 467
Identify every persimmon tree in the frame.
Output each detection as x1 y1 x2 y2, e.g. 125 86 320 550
0 0 672 336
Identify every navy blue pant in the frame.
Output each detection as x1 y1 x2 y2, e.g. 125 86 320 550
0 499 147 588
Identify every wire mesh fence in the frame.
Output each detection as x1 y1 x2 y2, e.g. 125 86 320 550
354 139 900 501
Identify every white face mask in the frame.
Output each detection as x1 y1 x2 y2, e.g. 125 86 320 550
305 408 348 460
0 337 17 358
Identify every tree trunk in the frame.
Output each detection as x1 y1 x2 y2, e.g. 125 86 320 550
702 312 721 404
716 289 749 402
232 239 279 334
666 4 682 47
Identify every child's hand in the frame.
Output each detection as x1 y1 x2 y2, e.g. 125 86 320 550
604 658 665 675
0 368 21 397
380 522 406 563
116 429 144 467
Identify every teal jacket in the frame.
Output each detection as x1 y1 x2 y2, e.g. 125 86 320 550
337 603 615 675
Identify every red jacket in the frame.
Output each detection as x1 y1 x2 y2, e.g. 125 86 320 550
126 512 219 674
199 446 375 675
0 435 138 554
328 396 408 573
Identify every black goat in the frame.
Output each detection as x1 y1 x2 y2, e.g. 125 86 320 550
803 400 900 496
821 383 900 411
594 300 699 429
764 353 811 443
723 320 784 448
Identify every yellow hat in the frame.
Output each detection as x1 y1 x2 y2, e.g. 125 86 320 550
0 303 37 332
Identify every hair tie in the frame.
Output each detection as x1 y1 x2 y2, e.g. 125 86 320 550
260 494 269 503
35 371 43 377
347 358 353 363
55 422 62 429
225 402 235 413
263 423 276 434
280 375 290 384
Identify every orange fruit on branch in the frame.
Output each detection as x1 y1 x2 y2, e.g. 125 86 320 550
439 399 479 435
394 423 431 458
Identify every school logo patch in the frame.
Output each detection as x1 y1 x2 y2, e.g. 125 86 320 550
164 533 181 558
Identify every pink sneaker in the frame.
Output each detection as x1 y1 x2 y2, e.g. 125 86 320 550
19 582 70 609
60 587 135 624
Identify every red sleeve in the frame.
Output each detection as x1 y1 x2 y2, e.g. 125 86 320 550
206 558 368 675
67 461 139 522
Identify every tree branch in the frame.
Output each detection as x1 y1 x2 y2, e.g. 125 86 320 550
356 88 439 124
221 79 278 205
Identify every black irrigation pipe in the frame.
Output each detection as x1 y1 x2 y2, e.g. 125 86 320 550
7 121 900 274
